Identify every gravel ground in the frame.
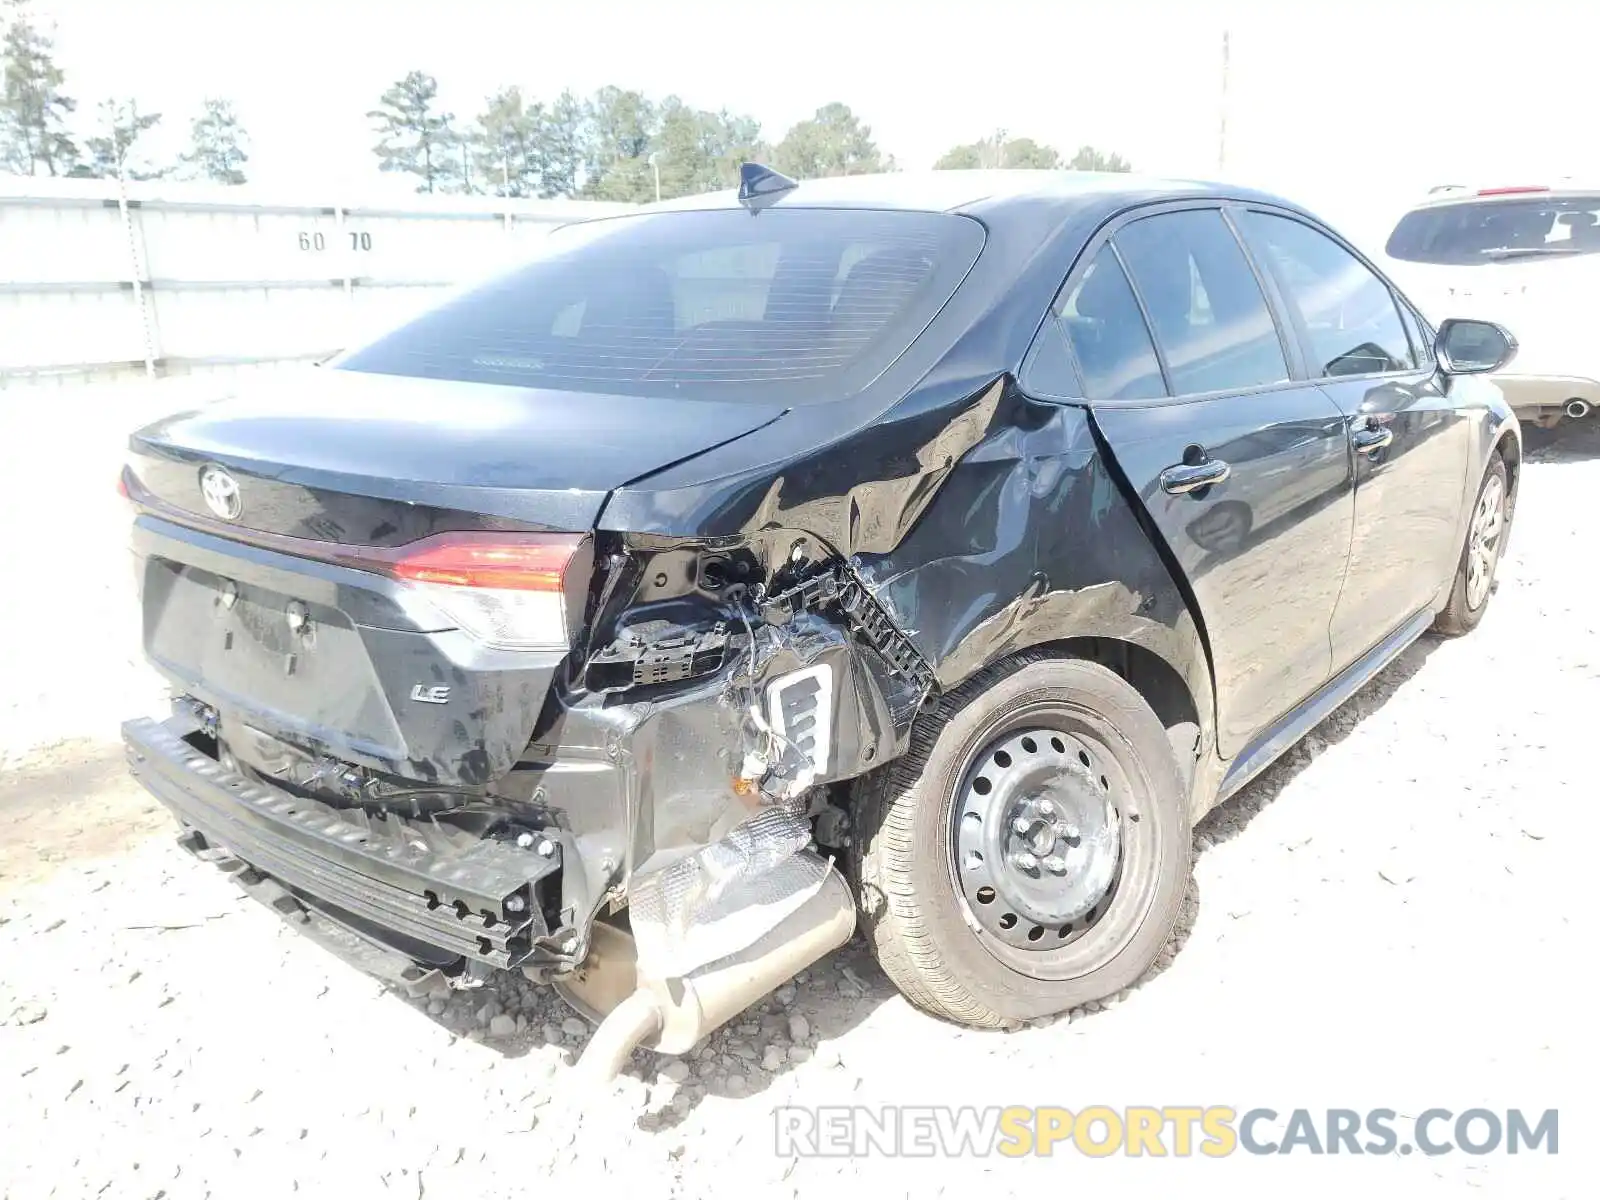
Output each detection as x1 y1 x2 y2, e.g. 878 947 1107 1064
0 379 1593 1198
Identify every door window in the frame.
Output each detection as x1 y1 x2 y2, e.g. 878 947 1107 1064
1113 209 1290 395
1240 211 1416 378
1055 246 1166 400
1397 301 1434 368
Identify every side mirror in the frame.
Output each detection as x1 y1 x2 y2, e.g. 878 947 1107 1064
1436 318 1518 375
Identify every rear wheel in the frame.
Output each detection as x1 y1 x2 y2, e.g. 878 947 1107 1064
852 654 1191 1026
1433 454 1509 637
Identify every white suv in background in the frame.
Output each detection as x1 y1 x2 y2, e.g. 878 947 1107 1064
1382 184 1600 427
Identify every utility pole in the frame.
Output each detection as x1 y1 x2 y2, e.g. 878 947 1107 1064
993 128 1007 169
113 137 157 378
501 142 512 232
1217 29 1230 175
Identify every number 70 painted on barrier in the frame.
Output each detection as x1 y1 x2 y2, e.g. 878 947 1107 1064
297 231 373 251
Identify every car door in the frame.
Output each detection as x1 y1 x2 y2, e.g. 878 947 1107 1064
1051 205 1356 759
1234 208 1475 670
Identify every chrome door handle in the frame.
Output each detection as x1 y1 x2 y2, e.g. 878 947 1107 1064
1160 458 1231 495
1351 424 1394 455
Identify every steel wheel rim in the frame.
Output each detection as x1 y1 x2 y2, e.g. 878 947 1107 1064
947 701 1160 980
1466 473 1505 611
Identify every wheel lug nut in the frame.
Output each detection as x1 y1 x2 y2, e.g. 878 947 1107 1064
1056 822 1079 840
1012 852 1038 871
1011 817 1031 835
1042 855 1068 874
1037 799 1055 817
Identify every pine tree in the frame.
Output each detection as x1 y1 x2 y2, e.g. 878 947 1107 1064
179 98 248 184
470 86 543 198
368 71 458 194
0 0 80 176
772 103 885 179
76 97 163 180
537 90 584 198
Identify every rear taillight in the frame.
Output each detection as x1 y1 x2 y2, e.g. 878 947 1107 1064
380 533 584 652
1477 186 1550 196
391 536 577 591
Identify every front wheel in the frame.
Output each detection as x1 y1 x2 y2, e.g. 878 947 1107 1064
852 655 1191 1027
1433 454 1509 637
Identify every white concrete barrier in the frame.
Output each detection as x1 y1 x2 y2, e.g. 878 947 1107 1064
0 176 631 387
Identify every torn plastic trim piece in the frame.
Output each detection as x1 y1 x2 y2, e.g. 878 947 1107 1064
758 560 937 696
584 619 730 693
766 663 833 788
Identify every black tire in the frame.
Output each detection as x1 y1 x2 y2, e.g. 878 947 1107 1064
851 653 1191 1027
1433 454 1510 637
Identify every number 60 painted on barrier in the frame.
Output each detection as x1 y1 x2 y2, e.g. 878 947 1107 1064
296 232 373 251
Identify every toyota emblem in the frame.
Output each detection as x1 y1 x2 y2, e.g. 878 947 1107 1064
199 465 243 521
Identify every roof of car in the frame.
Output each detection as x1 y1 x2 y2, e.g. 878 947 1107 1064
641 168 1297 219
1411 182 1600 208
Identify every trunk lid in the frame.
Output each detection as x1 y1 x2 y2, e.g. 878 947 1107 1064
126 367 786 787
130 366 787 536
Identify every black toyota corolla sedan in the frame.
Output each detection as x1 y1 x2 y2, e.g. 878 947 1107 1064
119 165 1520 1076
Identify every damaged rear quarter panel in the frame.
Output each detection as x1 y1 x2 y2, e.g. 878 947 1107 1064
860 390 1212 722
570 195 1219 886
588 378 1213 795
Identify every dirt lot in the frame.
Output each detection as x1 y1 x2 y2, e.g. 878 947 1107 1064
1 378 1592 1198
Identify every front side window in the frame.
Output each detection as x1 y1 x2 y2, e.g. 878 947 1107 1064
333 207 985 403
1056 247 1165 401
1240 211 1415 378
1113 209 1289 395
1398 301 1434 367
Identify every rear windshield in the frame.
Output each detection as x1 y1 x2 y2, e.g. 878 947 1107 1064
1385 195 1600 265
333 207 985 402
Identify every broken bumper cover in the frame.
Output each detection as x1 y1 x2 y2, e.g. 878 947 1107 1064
121 716 557 969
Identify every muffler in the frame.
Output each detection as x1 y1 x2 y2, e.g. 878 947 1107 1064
1565 398 1592 420
558 863 856 1083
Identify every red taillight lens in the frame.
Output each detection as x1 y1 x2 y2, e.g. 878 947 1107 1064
390 534 580 592
375 533 585 652
1476 186 1549 196
117 468 131 500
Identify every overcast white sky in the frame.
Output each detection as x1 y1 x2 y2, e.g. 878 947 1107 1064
34 0 1600 237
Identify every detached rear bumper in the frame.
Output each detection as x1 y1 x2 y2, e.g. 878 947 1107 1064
122 717 560 970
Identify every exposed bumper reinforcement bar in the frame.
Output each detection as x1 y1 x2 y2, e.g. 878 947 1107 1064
122 717 558 969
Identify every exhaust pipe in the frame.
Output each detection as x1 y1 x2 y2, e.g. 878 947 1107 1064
1565 398 1592 420
559 864 856 1084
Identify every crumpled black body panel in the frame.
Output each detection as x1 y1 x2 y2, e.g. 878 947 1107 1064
593 376 1214 776
587 189 1219 772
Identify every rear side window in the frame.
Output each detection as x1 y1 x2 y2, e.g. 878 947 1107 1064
1113 209 1289 395
1385 195 1600 264
1240 212 1415 378
1056 247 1165 400
333 208 985 403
